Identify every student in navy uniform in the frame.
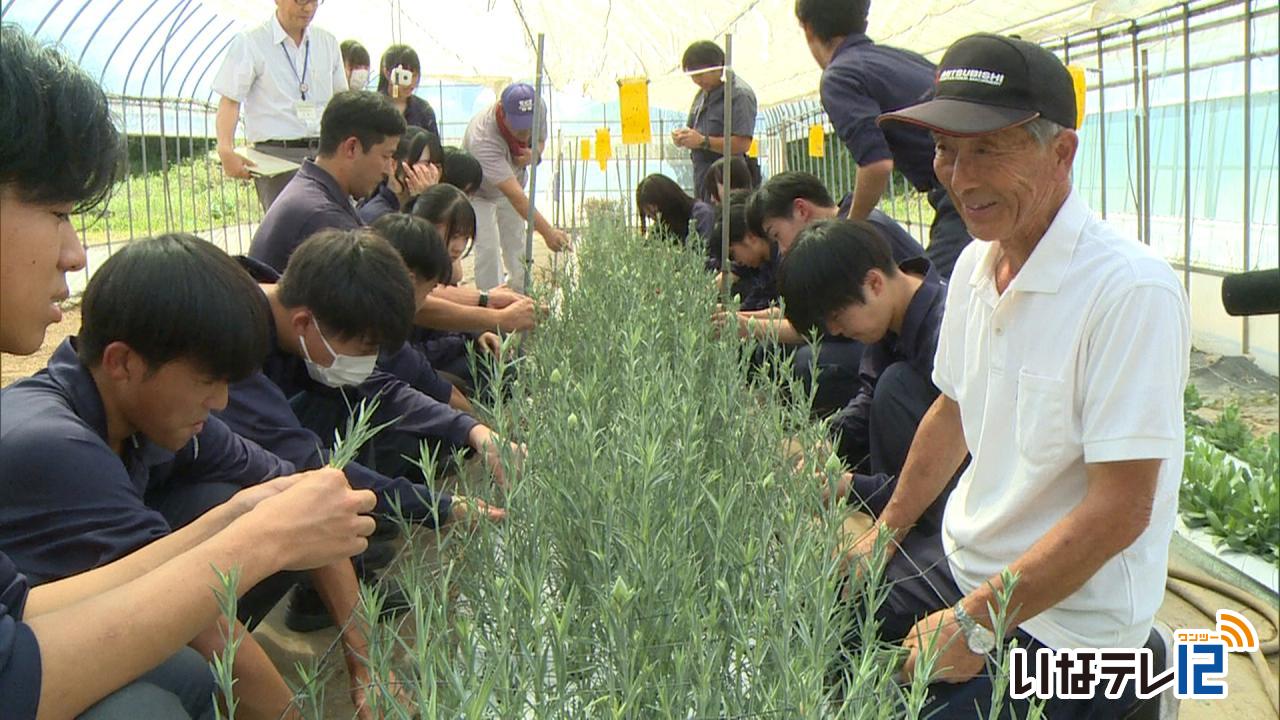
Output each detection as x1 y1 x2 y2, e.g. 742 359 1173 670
794 0 972 278
741 172 926 415
0 234 385 718
672 40 759 202
376 44 440 136
440 146 484 196
356 126 443 224
248 90 405 272
713 190 779 312
779 220 952 534
636 173 713 247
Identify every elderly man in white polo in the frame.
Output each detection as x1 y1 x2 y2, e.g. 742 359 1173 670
833 33 1189 717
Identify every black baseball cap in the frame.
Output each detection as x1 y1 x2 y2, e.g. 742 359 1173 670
879 33 1076 136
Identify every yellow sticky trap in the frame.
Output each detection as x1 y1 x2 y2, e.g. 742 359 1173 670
618 77 652 145
595 128 612 171
1068 65 1087 128
747 138 759 158
808 125 825 158
580 138 591 161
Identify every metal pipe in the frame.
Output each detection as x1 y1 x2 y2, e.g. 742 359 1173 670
523 33 547 294
1182 2 1193 292
1130 25 1142 242
1140 48 1151 246
720 33 733 301
1242 0 1253 354
1097 29 1108 218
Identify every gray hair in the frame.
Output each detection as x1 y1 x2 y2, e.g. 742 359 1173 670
1024 118 1067 146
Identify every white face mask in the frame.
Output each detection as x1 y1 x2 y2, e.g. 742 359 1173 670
299 322 378 388
349 68 370 89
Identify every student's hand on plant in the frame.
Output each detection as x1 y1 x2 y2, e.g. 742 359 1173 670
544 228 572 252
497 297 537 332
469 425 526 489
451 495 508 526
218 147 255 180
243 468 378 571
477 331 504 357
488 285 524 308
835 522 897 601
899 607 985 684
820 470 853 508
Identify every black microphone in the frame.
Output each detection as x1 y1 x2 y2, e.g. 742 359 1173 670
1221 268 1280 317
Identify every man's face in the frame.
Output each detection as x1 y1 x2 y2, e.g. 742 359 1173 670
411 275 439 312
933 126 1076 244
689 69 722 92
122 356 229 452
763 204 812 256
729 233 772 268
0 188 86 355
823 271 893 344
801 23 829 70
351 135 399 198
293 310 378 366
513 128 533 145
275 0 316 32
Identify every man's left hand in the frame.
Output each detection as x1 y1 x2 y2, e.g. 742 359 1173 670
899 608 987 684
671 128 704 150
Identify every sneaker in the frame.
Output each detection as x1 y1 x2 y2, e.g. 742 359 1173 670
283 584 333 633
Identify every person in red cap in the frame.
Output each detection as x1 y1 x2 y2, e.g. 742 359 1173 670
462 83 571 292
835 33 1188 717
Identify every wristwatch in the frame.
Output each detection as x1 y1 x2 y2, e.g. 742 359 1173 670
478 291 490 308
699 136 711 151
953 601 997 655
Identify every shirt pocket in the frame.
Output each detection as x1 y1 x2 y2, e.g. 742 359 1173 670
1015 370 1068 465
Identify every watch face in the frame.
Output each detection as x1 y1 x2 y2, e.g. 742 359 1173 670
968 625 997 654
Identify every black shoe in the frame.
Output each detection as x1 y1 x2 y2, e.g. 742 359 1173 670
284 584 334 633
354 539 396 578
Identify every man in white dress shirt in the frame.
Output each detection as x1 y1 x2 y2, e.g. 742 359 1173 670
833 33 1189 717
213 0 347 210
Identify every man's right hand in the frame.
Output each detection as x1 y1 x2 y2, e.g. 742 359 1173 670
450 496 508 526
543 228 572 252
218 147 255 180
240 468 377 571
488 285 524 309
496 297 536 332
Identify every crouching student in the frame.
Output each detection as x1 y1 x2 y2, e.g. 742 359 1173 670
0 235 384 718
636 173 715 250
744 171 926 415
357 126 443 224
779 220 952 530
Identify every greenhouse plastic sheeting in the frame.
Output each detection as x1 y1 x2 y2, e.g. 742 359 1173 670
5 0 1176 109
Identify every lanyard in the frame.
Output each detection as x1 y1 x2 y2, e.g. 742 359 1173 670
281 38 311 101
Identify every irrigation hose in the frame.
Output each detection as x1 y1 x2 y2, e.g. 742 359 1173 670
1165 565 1279 714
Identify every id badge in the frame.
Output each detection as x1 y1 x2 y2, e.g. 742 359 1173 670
295 102 320 132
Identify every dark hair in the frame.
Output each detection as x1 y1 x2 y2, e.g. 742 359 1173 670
370 214 453 284
392 127 444 189
440 146 483 195
78 234 269 380
746 171 836 238
376 44 421 95
711 189 753 247
704 156 752 203
319 91 406 156
777 219 897 333
636 174 695 242
682 40 726 72
276 229 414 351
340 39 370 68
411 184 477 251
0 24 121 212
794 0 870 41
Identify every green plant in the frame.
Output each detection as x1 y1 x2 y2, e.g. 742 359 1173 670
1181 433 1279 562
210 567 244 720
1183 383 1203 412
1200 404 1254 455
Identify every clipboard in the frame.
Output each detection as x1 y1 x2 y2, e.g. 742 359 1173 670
233 147 301 178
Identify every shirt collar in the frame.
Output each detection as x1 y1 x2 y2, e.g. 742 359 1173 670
896 257 945 354
271 14 310 48
45 338 175 467
833 33 872 58
968 189 1087 296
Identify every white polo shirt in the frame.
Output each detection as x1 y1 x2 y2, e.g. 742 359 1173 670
934 190 1189 651
211 15 346 143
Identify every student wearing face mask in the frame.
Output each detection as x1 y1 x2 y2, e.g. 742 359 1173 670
376 44 439 137
340 39 371 89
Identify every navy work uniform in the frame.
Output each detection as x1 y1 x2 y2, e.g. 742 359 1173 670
687 78 758 202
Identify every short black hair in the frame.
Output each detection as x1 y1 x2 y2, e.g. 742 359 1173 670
370 214 452 284
440 146 483 195
712 189 752 246
340 39 370 68
0 24 122 212
78 234 269 381
682 40 726 72
276 229 414 352
318 91 406 156
746 171 836 238
704 156 752 203
777 219 897 334
795 0 870 40
392 127 444 190
411 184 477 247
377 44 421 95
636 174 695 242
